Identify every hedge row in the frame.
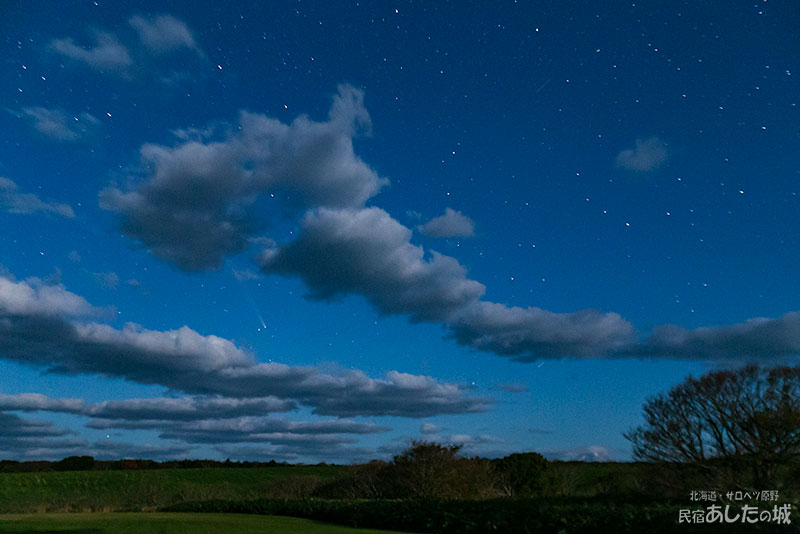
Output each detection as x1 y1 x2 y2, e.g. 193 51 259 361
163 497 798 533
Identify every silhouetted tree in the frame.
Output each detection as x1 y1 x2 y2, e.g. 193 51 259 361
390 441 463 499
625 365 800 489
387 441 501 499
493 452 553 496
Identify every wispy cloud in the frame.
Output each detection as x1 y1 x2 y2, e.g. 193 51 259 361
0 177 75 218
495 382 528 393
615 137 669 172
50 14 205 81
128 15 202 55
19 107 101 142
50 31 132 71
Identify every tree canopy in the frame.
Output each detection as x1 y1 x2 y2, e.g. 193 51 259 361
625 364 800 489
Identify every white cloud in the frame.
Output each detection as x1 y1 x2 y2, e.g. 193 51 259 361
449 301 635 360
101 85 386 270
0 272 489 418
0 275 95 317
260 207 486 322
418 208 476 238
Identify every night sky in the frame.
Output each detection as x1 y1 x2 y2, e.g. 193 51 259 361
1 0 799 463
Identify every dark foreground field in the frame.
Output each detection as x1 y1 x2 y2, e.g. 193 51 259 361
0 465 341 513
0 512 414 533
1 462 796 533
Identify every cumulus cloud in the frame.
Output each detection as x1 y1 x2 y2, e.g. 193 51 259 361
417 208 475 238
19 107 101 142
627 311 800 363
0 274 95 316
0 272 488 418
101 85 639 361
449 301 635 361
101 85 386 270
129 15 201 54
257 206 631 359
0 177 75 218
615 136 669 172
106 86 793 365
260 207 485 322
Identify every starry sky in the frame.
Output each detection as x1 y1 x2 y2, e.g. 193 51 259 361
1 0 798 463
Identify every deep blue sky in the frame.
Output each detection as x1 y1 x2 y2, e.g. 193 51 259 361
1 0 798 463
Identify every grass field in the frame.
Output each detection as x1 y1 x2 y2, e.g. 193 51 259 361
0 512 414 533
0 466 343 513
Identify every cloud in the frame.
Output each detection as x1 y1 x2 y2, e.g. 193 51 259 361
50 32 132 71
85 396 296 421
260 207 485 322
0 432 191 461
215 442 375 464
0 272 489 418
417 208 475 238
542 445 616 462
93 271 120 290
19 107 101 142
113 86 796 364
0 177 75 218
0 274 95 316
258 207 632 359
449 301 635 361
615 136 669 172
102 85 639 361
0 392 386 459
50 14 205 83
232 269 260 281
88 416 387 444
0 392 295 421
627 311 800 363
419 422 440 435
129 15 201 54
0 393 85 414
100 85 386 270
495 382 527 393
0 412 71 438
